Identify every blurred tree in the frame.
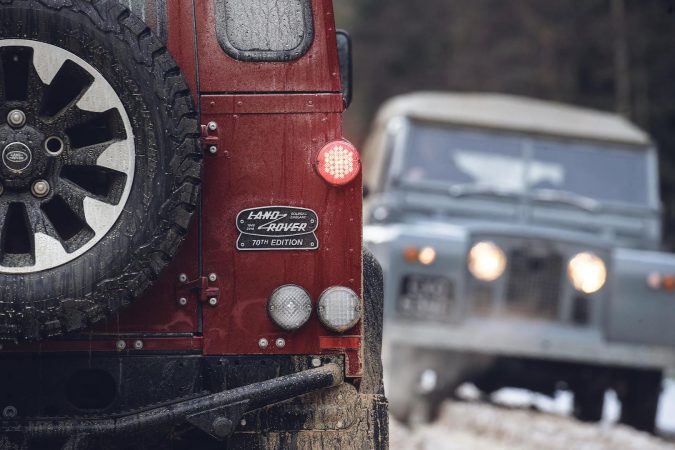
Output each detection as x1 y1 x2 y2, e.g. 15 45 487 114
335 0 675 246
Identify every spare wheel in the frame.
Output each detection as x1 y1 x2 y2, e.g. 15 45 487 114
0 0 202 340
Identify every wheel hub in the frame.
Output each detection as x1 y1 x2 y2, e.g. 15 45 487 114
0 123 50 189
0 39 135 273
2 141 32 173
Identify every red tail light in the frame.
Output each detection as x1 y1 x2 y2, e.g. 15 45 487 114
316 140 360 186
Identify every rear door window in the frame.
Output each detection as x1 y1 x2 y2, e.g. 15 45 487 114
215 0 314 61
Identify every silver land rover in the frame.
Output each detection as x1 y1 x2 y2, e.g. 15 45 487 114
363 92 675 432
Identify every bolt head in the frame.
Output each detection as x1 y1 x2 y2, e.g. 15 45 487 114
311 357 322 368
133 340 143 350
116 340 126 351
208 121 218 131
2 406 17 418
212 416 234 438
7 110 26 128
275 338 286 348
208 273 217 282
178 273 188 283
178 297 188 306
31 180 50 198
258 338 269 349
209 146 218 154
208 297 218 306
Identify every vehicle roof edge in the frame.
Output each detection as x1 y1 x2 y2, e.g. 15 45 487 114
375 92 651 147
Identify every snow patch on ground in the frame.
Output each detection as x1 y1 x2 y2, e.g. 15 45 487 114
475 377 675 434
390 401 675 450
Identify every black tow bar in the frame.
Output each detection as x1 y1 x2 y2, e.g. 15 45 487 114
0 363 343 443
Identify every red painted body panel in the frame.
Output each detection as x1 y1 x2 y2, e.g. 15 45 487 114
12 0 363 377
93 225 201 334
199 99 362 357
193 0 342 94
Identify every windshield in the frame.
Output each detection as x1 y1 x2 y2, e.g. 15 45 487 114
399 121 652 206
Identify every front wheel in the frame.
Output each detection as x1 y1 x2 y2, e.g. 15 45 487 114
619 369 661 433
572 385 605 423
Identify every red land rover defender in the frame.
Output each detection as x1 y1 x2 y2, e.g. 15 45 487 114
0 1 387 449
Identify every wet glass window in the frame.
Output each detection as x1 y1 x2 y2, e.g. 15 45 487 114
215 0 314 61
401 121 651 206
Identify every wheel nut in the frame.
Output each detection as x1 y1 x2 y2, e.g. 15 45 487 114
31 180 50 198
7 109 26 128
2 406 17 419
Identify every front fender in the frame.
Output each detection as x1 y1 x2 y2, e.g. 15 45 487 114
364 223 469 320
608 248 675 347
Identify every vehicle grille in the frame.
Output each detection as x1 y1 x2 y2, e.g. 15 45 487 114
503 248 563 319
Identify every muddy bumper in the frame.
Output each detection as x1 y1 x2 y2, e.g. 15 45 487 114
1 363 343 442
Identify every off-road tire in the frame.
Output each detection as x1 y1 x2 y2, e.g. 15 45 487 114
0 0 201 340
572 386 605 423
619 369 661 433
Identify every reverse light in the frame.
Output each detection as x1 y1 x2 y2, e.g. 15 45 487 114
317 286 361 332
268 285 312 331
568 252 607 294
316 140 361 186
468 241 507 282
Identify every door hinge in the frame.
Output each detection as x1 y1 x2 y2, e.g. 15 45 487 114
201 122 219 155
176 275 220 307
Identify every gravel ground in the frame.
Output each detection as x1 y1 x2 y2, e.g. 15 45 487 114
390 400 675 450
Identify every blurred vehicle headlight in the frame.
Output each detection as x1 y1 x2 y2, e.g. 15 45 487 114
418 246 437 265
317 286 361 332
268 285 312 330
468 241 507 281
568 252 607 294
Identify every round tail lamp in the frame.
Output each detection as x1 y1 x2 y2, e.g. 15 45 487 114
316 140 361 186
317 286 361 333
268 285 312 331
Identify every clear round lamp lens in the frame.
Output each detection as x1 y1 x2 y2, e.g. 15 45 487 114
468 241 507 281
268 285 312 331
568 252 607 294
317 286 361 333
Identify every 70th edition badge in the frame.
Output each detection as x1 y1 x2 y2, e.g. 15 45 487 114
236 206 319 251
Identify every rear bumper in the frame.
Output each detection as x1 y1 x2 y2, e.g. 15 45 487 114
1 363 343 440
384 318 675 370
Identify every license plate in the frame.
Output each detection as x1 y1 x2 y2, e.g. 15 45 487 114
398 275 454 319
